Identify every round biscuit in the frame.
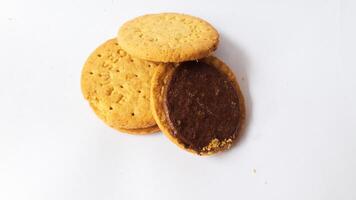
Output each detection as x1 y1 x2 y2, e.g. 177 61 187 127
81 39 167 131
117 126 160 134
150 56 246 155
117 13 219 62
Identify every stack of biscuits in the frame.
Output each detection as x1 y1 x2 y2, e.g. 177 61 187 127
81 13 245 155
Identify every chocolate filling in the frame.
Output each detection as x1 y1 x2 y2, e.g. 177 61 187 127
164 61 242 153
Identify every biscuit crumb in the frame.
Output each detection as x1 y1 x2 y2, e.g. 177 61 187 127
202 138 233 152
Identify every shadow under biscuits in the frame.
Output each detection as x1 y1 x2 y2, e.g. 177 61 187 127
214 33 253 156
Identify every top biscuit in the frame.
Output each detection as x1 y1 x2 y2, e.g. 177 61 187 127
117 13 219 63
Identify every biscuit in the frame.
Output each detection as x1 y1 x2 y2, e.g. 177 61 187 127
117 13 219 62
150 56 245 155
81 38 166 132
117 126 160 134
88 97 160 134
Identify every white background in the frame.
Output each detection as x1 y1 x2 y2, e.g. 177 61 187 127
0 0 355 199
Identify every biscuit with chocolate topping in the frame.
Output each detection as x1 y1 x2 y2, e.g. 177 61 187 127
150 56 245 155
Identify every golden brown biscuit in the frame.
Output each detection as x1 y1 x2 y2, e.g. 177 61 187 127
87 97 160 134
117 13 219 62
150 56 245 155
117 126 160 134
81 38 167 132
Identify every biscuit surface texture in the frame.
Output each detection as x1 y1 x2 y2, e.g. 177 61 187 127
150 56 245 155
81 39 164 131
117 13 219 62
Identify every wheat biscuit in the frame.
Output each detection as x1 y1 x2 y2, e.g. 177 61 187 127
151 56 245 155
81 38 166 132
88 97 160 134
117 13 219 62
117 126 160 134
